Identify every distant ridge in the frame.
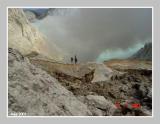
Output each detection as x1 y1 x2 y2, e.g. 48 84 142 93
130 42 152 60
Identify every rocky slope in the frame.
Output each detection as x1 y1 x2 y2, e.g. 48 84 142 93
104 59 152 115
27 53 152 116
131 43 152 60
8 48 152 116
8 48 118 116
8 8 64 61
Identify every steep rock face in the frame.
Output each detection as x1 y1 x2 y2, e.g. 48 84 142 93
131 43 152 60
8 48 92 116
8 8 63 61
23 10 37 23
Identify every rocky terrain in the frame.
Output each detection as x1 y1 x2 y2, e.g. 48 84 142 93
8 48 152 116
23 10 37 23
8 8 152 116
8 8 64 61
8 48 118 116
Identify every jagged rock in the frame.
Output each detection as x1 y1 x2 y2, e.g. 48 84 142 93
77 95 116 116
23 10 37 22
8 8 64 61
84 62 113 83
8 48 92 116
86 95 116 112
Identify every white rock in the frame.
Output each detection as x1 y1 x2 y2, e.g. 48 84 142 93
8 8 64 61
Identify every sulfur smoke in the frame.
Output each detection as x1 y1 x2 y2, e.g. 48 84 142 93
32 8 152 62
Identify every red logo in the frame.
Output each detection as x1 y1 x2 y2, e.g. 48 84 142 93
131 103 141 108
115 101 141 109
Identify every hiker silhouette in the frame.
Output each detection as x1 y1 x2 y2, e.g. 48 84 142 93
74 55 78 64
71 57 73 64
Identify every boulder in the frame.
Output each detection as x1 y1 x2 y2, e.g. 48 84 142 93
77 95 116 116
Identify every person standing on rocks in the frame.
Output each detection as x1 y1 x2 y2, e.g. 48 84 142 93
74 55 78 64
71 57 73 64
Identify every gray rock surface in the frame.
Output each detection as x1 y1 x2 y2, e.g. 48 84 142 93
86 95 116 116
77 95 116 116
8 48 92 116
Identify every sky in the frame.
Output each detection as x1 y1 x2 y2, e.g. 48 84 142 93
31 8 152 62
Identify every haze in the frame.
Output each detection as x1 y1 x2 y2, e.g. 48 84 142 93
32 8 152 62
